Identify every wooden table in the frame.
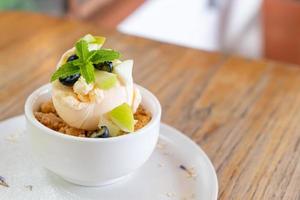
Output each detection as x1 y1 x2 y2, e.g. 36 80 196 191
0 12 299 199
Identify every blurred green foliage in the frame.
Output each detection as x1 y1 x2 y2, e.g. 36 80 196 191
0 0 37 11
0 0 65 16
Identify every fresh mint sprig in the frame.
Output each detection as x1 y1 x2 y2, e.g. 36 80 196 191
50 36 121 84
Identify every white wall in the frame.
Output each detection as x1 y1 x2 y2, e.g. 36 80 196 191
118 0 262 58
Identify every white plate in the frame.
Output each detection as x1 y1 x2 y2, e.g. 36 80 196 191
0 116 218 200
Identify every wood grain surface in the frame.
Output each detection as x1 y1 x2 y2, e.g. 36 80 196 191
0 12 299 199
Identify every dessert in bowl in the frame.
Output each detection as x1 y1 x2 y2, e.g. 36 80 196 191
24 35 161 186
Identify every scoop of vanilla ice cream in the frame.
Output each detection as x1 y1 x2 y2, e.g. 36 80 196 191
52 48 141 130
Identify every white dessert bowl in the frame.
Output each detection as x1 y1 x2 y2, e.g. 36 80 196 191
24 83 161 186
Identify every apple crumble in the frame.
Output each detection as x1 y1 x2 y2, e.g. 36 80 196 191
35 101 151 138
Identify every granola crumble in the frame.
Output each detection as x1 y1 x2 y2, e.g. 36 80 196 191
35 101 151 137
134 105 152 130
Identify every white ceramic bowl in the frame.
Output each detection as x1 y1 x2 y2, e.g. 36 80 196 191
25 84 161 186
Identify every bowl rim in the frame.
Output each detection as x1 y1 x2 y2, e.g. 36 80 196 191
24 83 161 143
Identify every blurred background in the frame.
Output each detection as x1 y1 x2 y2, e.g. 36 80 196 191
1 0 300 65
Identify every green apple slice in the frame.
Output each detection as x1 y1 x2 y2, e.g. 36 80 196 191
98 116 123 137
82 34 106 50
113 60 133 85
109 103 134 132
95 71 117 90
93 36 106 45
82 34 106 45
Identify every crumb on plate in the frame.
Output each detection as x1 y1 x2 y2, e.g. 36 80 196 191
166 192 175 197
0 176 9 188
179 165 197 178
25 185 33 191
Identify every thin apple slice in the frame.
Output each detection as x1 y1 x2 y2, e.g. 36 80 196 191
113 60 133 85
95 71 117 90
82 34 106 50
109 103 134 132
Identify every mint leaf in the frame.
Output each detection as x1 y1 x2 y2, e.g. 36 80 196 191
69 59 82 66
80 62 95 83
75 40 89 61
50 62 80 82
87 50 97 61
90 50 120 64
75 39 96 83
